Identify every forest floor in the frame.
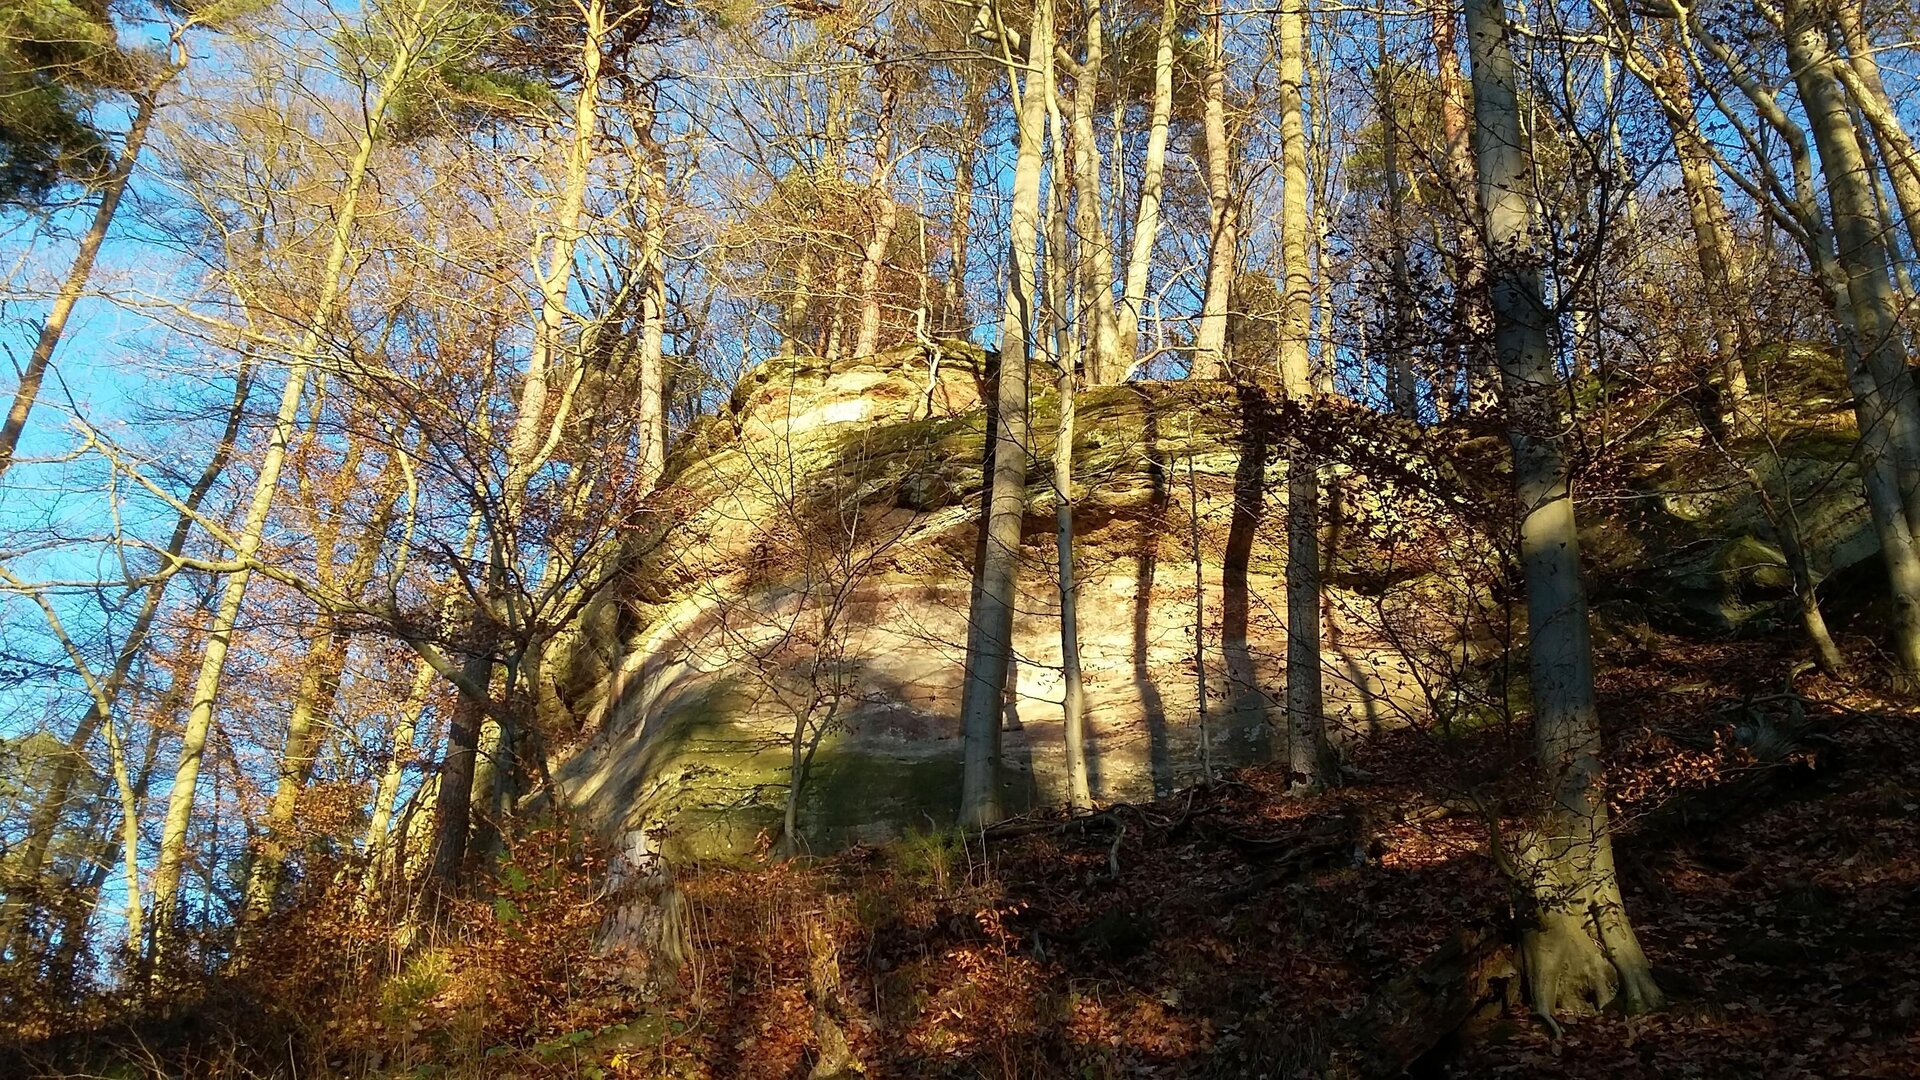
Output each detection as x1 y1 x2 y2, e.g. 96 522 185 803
528 633 1920 1079
7 633 1919 1079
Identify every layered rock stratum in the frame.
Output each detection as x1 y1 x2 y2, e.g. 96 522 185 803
548 341 1877 857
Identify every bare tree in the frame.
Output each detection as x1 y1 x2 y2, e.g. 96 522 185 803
959 0 1051 827
1465 0 1660 1018
1278 0 1331 792
149 0 446 956
0 15 199 481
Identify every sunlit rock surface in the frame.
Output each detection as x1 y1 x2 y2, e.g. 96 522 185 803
548 345 1491 855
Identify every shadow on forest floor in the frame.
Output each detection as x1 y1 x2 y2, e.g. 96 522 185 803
6 634 1920 1079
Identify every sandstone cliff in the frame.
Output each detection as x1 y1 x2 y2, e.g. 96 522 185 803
549 345 1490 856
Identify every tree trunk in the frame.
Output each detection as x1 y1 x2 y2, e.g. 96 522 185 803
101 707 143 952
1431 1 1496 415
855 74 900 358
1194 7 1236 379
1284 458 1329 789
468 703 517 865
1040 66 1092 811
1789 4 1920 508
150 368 318 956
1755 473 1851 678
637 93 669 489
945 91 986 339
1068 12 1119 386
1785 0 1920 677
57 669 177 963
423 5 611 895
1117 0 1177 367
0 362 252 953
1829 0 1920 265
1377 19 1417 416
241 627 349 919
1277 0 1329 791
1046 69 1078 384
427 648 494 889
1187 436 1214 779
959 0 1051 828
145 17 425 942
1055 363 1091 810
0 72 173 482
804 914 863 1079
1653 28 1749 411
242 468 401 921
1464 0 1661 1017
361 660 435 898
1861 123 1919 299
1277 0 1313 396
785 249 816 356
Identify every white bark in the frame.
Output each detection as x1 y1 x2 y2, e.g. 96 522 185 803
148 10 433 949
1117 0 1177 367
959 0 1051 827
1465 0 1660 1016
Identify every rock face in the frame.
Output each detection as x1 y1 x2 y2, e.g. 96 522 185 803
1582 343 1879 632
537 339 1875 858
545 342 1881 857
548 344 1486 857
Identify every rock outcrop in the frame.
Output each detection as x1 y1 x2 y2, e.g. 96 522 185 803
1583 342 1878 632
545 342 1880 858
549 344 1489 857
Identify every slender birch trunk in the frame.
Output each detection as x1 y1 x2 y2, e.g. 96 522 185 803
1195 7 1236 379
1277 0 1329 791
959 0 1051 827
637 92 669 488
1750 467 1851 677
1045 85 1078 383
1187 435 1213 781
1042 66 1092 810
1054 362 1091 810
148 12 432 941
59 650 183 960
1117 0 1177 367
855 74 900 358
1067 12 1118 385
1464 0 1660 1016
103 705 143 951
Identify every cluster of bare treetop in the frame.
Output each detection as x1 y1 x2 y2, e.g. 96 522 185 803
1 0 1916 1026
